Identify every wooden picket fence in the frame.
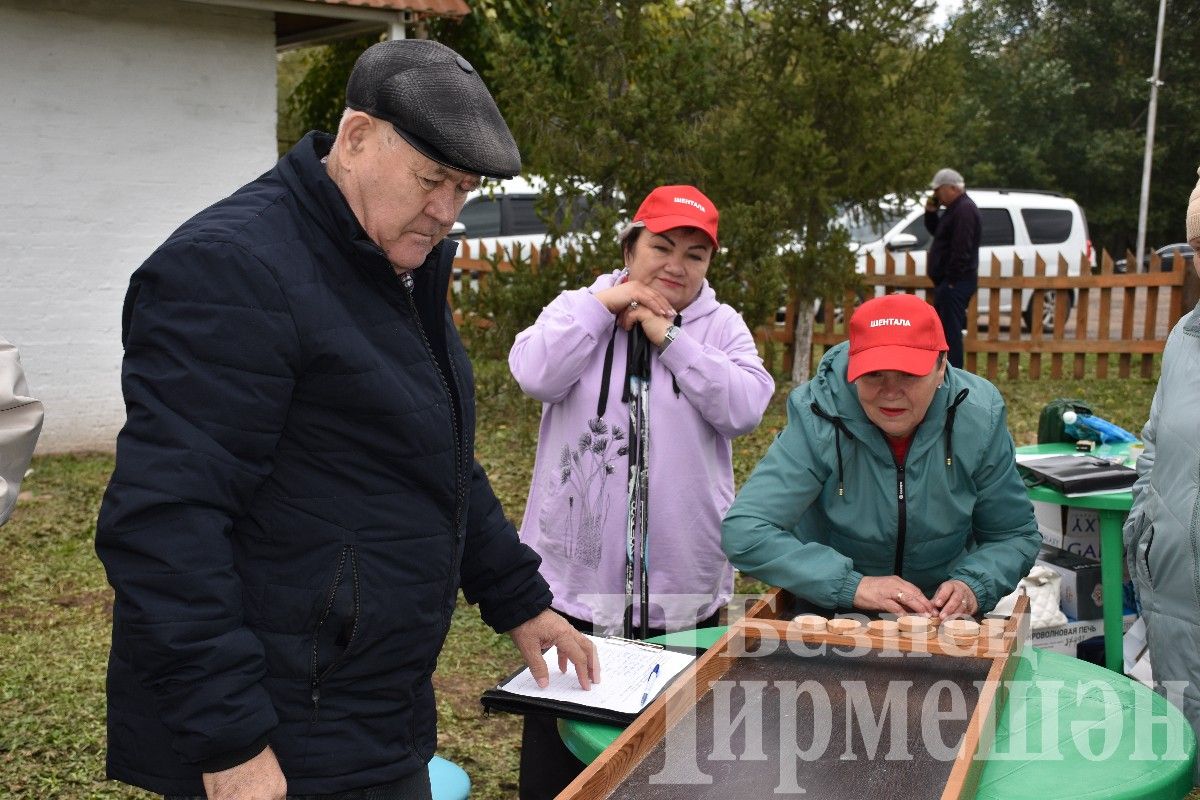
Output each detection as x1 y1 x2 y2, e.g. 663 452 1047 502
449 239 523 294
450 240 1195 382
763 248 1195 381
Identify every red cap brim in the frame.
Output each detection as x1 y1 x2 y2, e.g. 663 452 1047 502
641 214 718 248
846 345 940 383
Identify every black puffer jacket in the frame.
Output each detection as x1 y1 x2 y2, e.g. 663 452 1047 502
96 132 551 796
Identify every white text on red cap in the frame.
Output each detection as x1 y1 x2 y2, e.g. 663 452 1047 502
674 197 707 212
869 318 913 328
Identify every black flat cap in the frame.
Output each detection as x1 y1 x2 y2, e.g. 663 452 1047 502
346 39 521 179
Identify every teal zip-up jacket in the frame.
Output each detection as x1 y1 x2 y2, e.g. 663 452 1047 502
722 341 1039 613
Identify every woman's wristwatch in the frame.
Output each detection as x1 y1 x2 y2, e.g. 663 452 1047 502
659 325 680 353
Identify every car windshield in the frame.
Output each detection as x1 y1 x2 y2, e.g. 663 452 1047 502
839 206 910 244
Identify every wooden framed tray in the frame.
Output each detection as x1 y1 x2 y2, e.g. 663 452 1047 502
556 592 1030 800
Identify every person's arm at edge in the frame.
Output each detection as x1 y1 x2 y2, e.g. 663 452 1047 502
924 207 939 237
1123 374 1162 573
0 336 44 526
658 308 775 439
720 388 863 609
95 240 297 773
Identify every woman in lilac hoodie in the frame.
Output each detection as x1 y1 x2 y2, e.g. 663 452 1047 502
508 185 774 798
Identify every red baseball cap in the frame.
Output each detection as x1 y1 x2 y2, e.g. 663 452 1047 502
631 185 719 248
846 294 948 383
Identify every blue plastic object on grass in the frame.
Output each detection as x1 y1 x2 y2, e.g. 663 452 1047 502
1062 411 1139 445
429 755 470 800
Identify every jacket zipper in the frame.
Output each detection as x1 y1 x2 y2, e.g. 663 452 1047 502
399 271 467 540
309 545 360 721
893 464 907 577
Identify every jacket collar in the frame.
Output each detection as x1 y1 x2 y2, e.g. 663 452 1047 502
275 131 456 305
276 132 365 259
811 341 962 463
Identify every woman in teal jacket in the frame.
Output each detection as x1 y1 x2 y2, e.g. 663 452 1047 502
722 294 1039 618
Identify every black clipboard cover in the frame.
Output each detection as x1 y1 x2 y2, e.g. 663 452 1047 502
1018 454 1137 495
480 636 699 726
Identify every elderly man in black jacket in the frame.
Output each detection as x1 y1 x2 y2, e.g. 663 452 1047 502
96 40 597 800
924 167 982 368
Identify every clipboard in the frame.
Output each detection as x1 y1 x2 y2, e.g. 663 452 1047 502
480 634 697 726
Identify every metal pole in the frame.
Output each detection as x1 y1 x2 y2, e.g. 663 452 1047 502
624 327 652 640
1135 0 1168 268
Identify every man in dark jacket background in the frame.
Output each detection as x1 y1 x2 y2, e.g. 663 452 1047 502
924 167 982 368
95 40 597 800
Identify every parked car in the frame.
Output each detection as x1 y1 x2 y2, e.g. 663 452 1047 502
1114 243 1195 273
455 176 551 259
450 178 606 298
454 176 600 259
840 189 1095 332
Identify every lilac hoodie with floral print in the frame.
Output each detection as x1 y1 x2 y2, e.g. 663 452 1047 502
509 270 774 632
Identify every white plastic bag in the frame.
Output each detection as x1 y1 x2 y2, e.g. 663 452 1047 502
991 565 1068 629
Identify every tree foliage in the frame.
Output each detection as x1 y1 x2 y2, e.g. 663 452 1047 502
281 33 383 150
474 0 789 350
466 0 958 377
279 2 960 379
947 0 1200 254
721 0 958 377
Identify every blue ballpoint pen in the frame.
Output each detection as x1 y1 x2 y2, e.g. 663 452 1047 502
639 663 661 707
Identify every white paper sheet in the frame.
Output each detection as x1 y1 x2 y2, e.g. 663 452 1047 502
498 634 696 715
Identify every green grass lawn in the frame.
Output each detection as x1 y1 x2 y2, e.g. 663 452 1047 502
1 362 1193 799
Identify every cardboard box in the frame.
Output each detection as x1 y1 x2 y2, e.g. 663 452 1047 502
1037 545 1103 619
1027 613 1138 658
1062 507 1102 560
1034 501 1101 561
1033 499 1063 540
1028 617 1104 655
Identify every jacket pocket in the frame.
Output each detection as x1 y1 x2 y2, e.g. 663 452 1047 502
310 545 360 691
1134 521 1156 591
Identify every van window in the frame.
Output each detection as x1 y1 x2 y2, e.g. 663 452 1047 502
898 218 932 249
979 208 1015 247
458 197 501 237
1021 209 1073 244
842 207 909 244
508 196 548 236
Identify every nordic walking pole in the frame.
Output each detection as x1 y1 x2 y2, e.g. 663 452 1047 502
623 325 652 639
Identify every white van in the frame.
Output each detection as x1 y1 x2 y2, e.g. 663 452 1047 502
454 176 550 259
843 189 1094 331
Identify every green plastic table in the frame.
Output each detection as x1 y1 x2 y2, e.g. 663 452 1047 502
559 627 1195 799
1016 442 1136 672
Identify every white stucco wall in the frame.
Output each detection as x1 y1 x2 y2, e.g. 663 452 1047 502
0 0 277 451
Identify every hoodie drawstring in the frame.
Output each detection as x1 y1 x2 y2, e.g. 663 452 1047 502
943 388 970 467
810 402 857 497
597 314 684 417
596 324 619 418
668 313 682 398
